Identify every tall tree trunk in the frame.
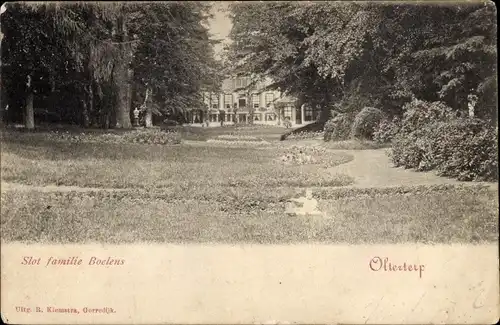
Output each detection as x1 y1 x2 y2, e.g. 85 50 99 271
25 90 34 129
24 74 35 129
82 101 90 128
114 16 132 129
82 83 91 128
145 108 153 128
48 75 56 112
246 92 253 124
144 87 153 128
127 68 134 115
88 81 94 126
80 74 91 127
114 65 131 128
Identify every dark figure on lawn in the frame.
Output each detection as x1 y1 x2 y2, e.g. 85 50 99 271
219 110 225 126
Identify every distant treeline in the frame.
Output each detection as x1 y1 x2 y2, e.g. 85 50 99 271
226 2 497 124
1 2 223 128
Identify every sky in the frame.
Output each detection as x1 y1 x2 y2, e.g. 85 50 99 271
207 2 232 59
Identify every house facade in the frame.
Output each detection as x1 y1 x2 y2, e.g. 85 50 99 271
187 76 320 126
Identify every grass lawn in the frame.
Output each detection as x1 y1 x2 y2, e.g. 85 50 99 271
1 138 353 189
1 185 497 244
1 128 498 244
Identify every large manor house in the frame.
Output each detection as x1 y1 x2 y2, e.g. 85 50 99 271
188 76 320 126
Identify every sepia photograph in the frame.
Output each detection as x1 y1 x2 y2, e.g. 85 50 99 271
0 1 498 324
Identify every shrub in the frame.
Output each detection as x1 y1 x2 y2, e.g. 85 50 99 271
390 118 498 181
350 107 385 140
286 130 324 140
123 129 181 145
323 113 354 141
373 117 401 144
390 128 428 169
428 119 498 181
281 121 324 141
399 99 457 135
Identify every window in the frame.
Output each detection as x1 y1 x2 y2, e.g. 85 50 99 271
252 94 259 109
210 93 219 109
265 93 275 107
224 94 232 109
238 98 247 108
234 77 249 89
284 105 292 118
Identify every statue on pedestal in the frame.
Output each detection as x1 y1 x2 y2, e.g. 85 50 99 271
133 107 140 127
286 189 323 216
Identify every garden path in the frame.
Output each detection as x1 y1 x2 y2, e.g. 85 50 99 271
324 148 497 190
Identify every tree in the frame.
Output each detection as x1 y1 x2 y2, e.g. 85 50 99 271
1 2 222 129
373 3 497 120
227 2 497 124
226 2 380 123
1 3 68 129
128 2 222 127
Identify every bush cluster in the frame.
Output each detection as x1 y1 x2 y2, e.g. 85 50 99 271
286 130 324 140
398 99 458 134
390 100 498 181
324 106 385 142
323 113 354 141
350 107 385 140
373 117 401 144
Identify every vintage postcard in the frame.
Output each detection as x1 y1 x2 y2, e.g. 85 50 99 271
1 1 498 324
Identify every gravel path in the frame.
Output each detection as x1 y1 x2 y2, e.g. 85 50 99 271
326 148 497 190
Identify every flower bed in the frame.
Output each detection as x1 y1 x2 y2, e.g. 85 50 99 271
2 129 182 145
216 134 264 142
206 139 271 146
277 145 352 167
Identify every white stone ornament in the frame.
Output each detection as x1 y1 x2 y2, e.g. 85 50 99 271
286 188 323 216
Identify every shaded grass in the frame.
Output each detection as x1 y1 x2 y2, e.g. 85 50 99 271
196 124 286 142
1 124 288 143
1 185 497 244
1 138 354 189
